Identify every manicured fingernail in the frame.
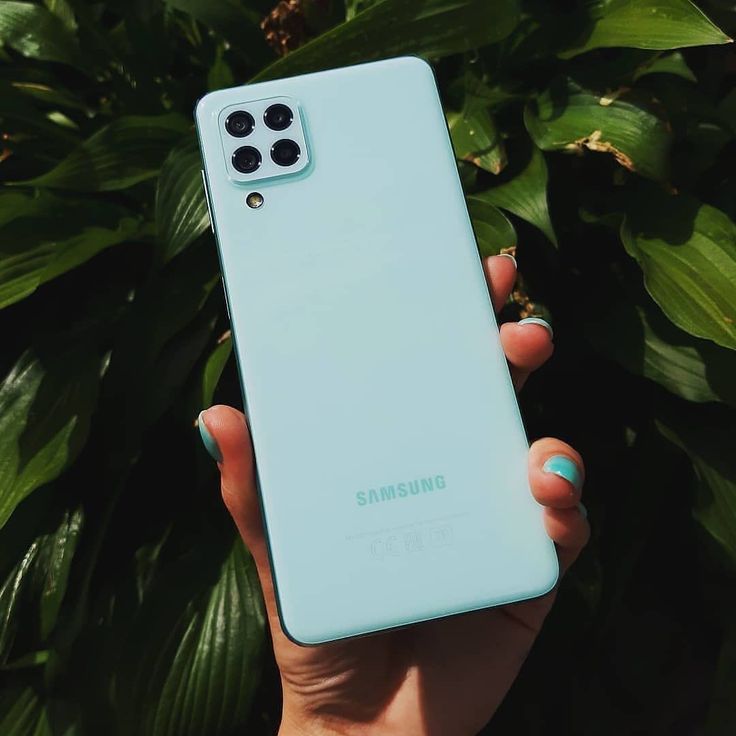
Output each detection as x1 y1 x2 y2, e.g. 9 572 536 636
578 502 588 519
543 455 582 493
497 252 517 269
518 317 554 340
198 410 222 462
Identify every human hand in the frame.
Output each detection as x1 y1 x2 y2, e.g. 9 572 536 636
198 254 590 736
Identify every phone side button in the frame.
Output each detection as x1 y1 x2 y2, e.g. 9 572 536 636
201 169 215 233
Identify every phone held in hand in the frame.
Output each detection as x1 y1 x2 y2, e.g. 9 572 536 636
195 57 558 645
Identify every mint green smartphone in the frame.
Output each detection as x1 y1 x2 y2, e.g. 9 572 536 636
195 57 558 645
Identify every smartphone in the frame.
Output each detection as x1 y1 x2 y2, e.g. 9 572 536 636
195 56 558 645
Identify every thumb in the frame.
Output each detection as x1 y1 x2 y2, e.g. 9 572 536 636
197 405 281 626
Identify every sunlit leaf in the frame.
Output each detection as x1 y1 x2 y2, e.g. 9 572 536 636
476 144 556 245
587 295 736 406
621 192 736 350
562 0 731 57
525 79 673 181
0 0 80 65
467 197 516 257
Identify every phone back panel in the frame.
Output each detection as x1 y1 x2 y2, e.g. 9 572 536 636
196 57 557 644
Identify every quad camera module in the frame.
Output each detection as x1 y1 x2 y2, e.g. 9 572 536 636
224 103 302 175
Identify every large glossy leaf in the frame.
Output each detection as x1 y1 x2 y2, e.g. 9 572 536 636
156 142 210 263
525 79 673 182
115 538 265 736
562 0 731 57
253 0 521 81
0 348 99 529
0 0 80 65
0 191 140 309
22 114 190 191
476 144 557 245
467 197 516 257
621 193 736 350
587 294 736 406
0 506 83 664
657 404 736 568
449 80 507 175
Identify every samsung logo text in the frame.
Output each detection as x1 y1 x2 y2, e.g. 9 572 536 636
356 475 446 506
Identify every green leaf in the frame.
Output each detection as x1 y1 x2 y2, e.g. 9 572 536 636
21 114 190 191
525 79 673 182
253 0 521 81
562 0 731 57
0 687 50 736
475 144 557 245
164 0 271 65
621 192 736 350
586 295 736 406
633 51 697 82
0 506 83 664
156 142 210 263
657 404 736 568
116 538 265 736
466 197 516 257
201 336 232 408
449 88 507 175
345 0 379 21
0 348 99 529
0 192 140 310
0 0 80 65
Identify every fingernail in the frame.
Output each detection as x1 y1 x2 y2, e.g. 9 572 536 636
578 502 588 519
518 317 554 340
543 455 582 493
497 252 517 269
198 410 222 462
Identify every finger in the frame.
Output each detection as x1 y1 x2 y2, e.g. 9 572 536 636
198 406 282 624
483 253 517 313
500 319 554 391
528 437 585 508
544 506 590 571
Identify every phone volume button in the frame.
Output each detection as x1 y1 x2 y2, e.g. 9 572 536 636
201 169 215 233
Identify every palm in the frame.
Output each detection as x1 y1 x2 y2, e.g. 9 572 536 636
274 578 555 735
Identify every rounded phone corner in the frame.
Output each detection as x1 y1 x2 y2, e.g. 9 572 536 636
277 611 330 648
532 549 561 599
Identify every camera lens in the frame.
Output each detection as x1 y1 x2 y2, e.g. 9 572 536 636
271 139 301 167
264 104 293 131
225 111 254 137
232 146 262 174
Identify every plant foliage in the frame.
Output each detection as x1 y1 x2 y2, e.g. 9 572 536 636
0 0 734 733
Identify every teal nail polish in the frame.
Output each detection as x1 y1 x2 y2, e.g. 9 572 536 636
518 317 554 340
543 455 582 492
578 502 588 519
198 411 222 462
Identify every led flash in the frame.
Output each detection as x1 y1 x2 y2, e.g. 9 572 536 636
246 192 264 209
